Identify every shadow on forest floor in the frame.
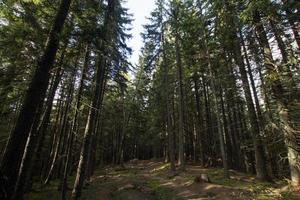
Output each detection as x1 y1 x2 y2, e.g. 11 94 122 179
26 160 300 200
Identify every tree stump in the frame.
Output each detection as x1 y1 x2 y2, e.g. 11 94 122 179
194 174 211 183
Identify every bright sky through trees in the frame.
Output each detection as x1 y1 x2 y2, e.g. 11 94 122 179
125 0 156 65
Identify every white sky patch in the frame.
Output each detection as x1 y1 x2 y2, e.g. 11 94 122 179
125 0 156 66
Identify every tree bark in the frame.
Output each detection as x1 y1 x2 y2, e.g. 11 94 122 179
12 66 64 199
175 33 185 171
193 75 204 166
71 1 116 198
161 23 175 171
44 74 75 185
206 52 229 178
61 44 90 200
228 25 270 180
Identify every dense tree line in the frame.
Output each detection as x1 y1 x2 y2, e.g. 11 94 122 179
136 0 300 186
0 0 299 199
0 0 132 199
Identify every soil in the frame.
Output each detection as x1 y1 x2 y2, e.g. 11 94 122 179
80 160 300 200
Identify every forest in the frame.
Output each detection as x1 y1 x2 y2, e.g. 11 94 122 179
0 0 300 199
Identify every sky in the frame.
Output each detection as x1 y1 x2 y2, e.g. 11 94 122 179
124 0 156 66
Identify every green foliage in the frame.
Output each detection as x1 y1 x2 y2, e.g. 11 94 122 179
280 191 295 200
22 0 41 4
147 180 178 200
1 0 299 198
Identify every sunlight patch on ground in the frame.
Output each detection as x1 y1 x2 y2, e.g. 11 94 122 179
27 160 300 200
150 163 170 173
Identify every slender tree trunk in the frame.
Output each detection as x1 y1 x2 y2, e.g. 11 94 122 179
175 33 185 171
200 11 229 174
44 74 75 184
231 31 270 181
222 55 243 170
61 44 90 200
226 92 242 170
12 40 70 199
12 68 63 199
11 102 44 199
36 67 64 169
166 73 176 171
203 77 212 160
220 88 233 169
87 69 107 177
72 1 116 198
42 96 63 180
161 26 175 171
193 75 204 166
241 33 275 178
206 51 229 178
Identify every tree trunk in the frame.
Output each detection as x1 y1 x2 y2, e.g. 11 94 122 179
44 74 75 185
71 1 116 198
88 70 107 176
61 44 90 200
162 26 175 171
193 75 204 166
220 88 233 169
203 77 212 160
12 39 70 199
206 52 229 178
12 67 64 199
175 33 185 171
231 31 270 181
241 33 275 178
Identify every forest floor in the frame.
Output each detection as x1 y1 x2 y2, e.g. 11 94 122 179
27 160 300 200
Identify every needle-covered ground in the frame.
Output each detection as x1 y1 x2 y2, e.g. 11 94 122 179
27 160 300 200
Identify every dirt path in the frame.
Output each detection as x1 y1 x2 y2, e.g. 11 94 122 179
80 160 299 200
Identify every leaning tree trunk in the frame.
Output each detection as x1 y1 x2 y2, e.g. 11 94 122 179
223 0 271 180
44 75 75 185
0 0 72 198
227 24 271 180
12 39 70 199
241 33 275 178
87 68 107 177
61 44 90 200
12 68 63 200
234 44 270 181
71 61 105 199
